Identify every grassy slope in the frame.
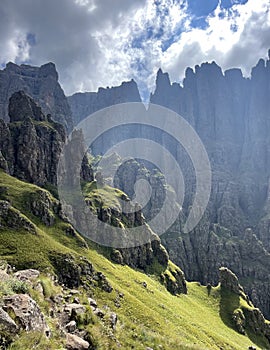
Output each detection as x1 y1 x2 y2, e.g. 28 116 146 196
0 171 265 349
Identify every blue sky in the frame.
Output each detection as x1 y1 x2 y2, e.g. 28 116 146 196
188 0 248 17
187 0 247 29
0 0 269 99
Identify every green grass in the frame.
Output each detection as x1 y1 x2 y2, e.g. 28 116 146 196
9 331 65 350
0 170 267 349
83 180 127 211
85 248 262 349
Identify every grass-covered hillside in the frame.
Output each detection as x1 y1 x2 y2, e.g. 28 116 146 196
0 170 268 349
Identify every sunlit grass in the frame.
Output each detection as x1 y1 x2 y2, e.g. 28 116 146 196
0 171 264 349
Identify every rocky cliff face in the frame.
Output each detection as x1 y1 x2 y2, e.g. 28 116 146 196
0 91 66 186
68 79 141 126
0 91 92 187
69 55 270 317
151 60 270 234
149 57 270 317
0 62 73 131
0 91 184 296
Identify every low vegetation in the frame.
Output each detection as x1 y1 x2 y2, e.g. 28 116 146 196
0 170 266 349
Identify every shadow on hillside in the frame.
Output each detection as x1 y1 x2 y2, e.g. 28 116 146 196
219 288 240 329
219 288 268 350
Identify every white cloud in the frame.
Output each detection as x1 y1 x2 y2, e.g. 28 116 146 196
0 0 269 99
161 0 270 85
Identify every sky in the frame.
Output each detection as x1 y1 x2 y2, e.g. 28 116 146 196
0 0 269 100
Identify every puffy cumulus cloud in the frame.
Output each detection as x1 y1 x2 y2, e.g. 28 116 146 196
0 0 269 99
161 0 270 84
0 0 147 94
94 0 190 99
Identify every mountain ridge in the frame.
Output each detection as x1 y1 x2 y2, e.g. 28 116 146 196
68 54 270 318
1 56 270 348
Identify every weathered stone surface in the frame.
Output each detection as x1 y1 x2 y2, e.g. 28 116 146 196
162 264 187 295
93 308 105 318
0 62 73 130
65 320 77 333
88 298 97 310
66 333 90 350
0 92 66 186
49 253 94 289
109 312 117 330
14 269 40 282
9 90 46 122
3 294 48 333
28 190 57 226
232 308 246 335
64 303 86 317
0 151 8 172
0 307 18 334
0 91 93 188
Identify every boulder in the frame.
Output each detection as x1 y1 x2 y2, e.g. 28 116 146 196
65 320 77 333
64 304 86 317
88 298 97 310
3 294 49 333
66 333 89 350
0 307 18 333
14 269 40 282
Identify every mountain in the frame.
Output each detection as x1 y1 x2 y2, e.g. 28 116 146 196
68 79 141 126
0 62 73 131
0 166 268 349
150 58 270 317
0 68 269 349
68 55 270 319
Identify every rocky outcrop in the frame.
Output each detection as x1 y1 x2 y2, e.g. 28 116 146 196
219 267 270 345
14 269 40 282
3 294 49 334
0 91 66 186
27 190 57 226
0 91 93 187
219 267 241 294
161 263 187 295
9 89 46 122
0 62 73 130
66 333 90 350
0 200 36 234
49 252 113 293
0 263 117 349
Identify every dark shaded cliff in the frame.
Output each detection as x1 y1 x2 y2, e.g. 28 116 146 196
0 91 91 187
0 62 73 131
150 57 270 317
